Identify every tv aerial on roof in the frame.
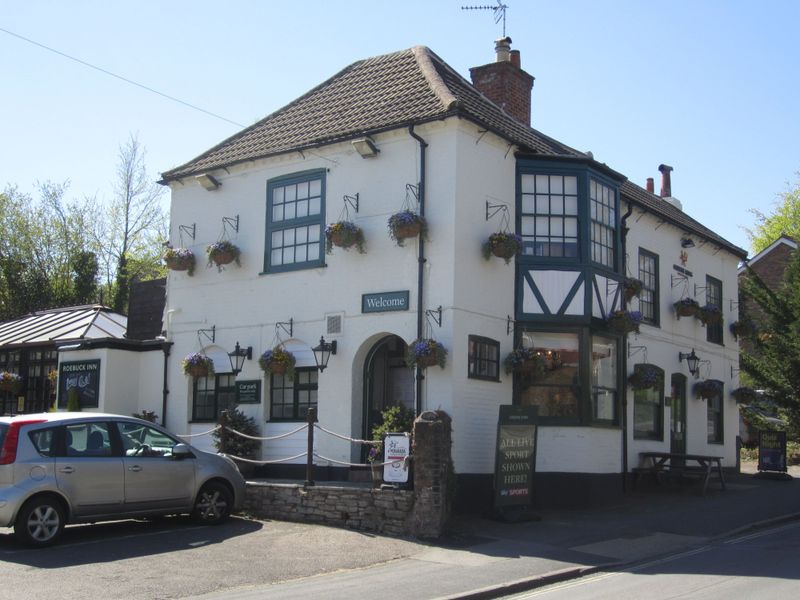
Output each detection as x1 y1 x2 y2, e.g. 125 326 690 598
461 1 509 37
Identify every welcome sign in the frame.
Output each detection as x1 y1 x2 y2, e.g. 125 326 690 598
362 291 409 313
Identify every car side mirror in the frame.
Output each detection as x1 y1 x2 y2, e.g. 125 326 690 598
172 443 194 459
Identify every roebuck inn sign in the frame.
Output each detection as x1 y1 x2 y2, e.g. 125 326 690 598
361 291 410 314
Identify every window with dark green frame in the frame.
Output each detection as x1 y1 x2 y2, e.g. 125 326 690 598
468 335 500 381
707 383 724 444
706 276 723 344
265 170 325 273
591 336 618 424
192 374 236 422
633 364 664 440
270 368 318 421
638 249 659 325
519 173 579 258
590 179 616 268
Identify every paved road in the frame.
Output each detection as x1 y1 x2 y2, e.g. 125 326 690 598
504 521 800 599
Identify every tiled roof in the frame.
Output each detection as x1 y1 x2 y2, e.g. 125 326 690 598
0 305 128 348
621 181 747 259
160 46 583 181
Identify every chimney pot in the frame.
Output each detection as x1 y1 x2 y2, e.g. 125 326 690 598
509 49 521 68
495 36 512 62
658 164 673 198
470 37 535 126
646 177 655 193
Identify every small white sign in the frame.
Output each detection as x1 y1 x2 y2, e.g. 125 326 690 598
383 433 410 483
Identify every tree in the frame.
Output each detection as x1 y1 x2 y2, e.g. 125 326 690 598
747 174 800 254
739 249 800 439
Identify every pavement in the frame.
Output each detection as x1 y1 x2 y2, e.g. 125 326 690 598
196 461 800 599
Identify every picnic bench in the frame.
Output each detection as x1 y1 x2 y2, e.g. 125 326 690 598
636 452 726 495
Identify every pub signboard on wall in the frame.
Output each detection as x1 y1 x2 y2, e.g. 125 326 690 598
236 380 261 404
362 291 409 314
58 359 101 409
494 404 538 519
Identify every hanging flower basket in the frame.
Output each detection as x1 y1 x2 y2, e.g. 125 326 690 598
325 221 366 254
731 386 758 404
388 210 426 246
207 241 241 270
181 353 214 378
698 304 722 326
0 371 22 393
259 347 297 380
405 338 447 369
694 379 723 400
606 310 643 334
622 277 643 302
482 232 523 264
674 297 700 319
627 364 664 391
730 319 756 340
503 347 545 376
163 247 196 276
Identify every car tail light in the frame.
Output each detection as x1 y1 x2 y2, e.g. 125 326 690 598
0 420 46 465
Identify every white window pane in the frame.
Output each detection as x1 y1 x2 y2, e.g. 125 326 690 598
535 195 549 214
308 225 320 242
590 202 597 219
309 179 321 197
297 181 309 200
522 195 535 214
521 216 535 235
273 205 284 222
296 199 309 217
535 217 549 235
309 197 321 216
565 196 578 215
308 242 320 258
272 230 283 247
296 245 307 262
284 228 295 245
283 248 295 264
521 174 536 194
565 218 578 236
271 249 283 265
551 196 564 215
564 176 577 195
273 187 284 205
285 203 296 220
535 175 549 192
551 219 563 236
590 180 598 199
285 185 297 202
551 176 563 194
296 227 308 244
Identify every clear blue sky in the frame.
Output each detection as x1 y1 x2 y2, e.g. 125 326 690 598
3 1 798 256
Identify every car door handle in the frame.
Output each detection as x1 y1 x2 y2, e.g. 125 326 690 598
128 465 142 472
59 466 75 474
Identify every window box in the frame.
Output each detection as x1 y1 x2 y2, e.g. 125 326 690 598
504 347 545 376
0 371 22 393
482 232 522 264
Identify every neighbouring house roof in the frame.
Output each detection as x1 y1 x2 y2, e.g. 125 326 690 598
0 305 128 348
159 46 584 182
740 235 796 272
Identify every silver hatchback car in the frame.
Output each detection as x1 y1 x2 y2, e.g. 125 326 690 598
0 412 246 546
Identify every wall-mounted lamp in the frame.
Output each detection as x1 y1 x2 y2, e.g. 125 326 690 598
196 173 221 191
679 349 700 377
681 237 695 248
228 341 252 375
351 137 379 158
312 336 337 372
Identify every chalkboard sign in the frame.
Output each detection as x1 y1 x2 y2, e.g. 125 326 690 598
758 430 787 473
494 405 538 509
236 380 261 404
58 359 101 409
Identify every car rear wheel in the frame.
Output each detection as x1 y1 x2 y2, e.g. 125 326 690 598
192 482 232 525
14 497 65 547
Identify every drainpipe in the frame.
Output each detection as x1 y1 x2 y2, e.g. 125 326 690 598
161 341 172 428
409 125 428 416
620 201 634 491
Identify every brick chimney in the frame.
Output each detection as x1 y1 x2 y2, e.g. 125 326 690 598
658 164 673 198
470 37 535 126
646 177 655 194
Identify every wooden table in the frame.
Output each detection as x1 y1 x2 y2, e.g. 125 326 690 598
638 452 726 495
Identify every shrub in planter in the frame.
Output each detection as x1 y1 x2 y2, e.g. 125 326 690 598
606 309 643 334
731 386 758 404
405 338 447 369
206 241 241 270
213 405 260 465
388 210 426 246
182 353 214 378
694 379 723 400
325 221 366 254
674 297 700 319
259 347 296 380
0 371 22 393
622 277 643 302
482 232 523 264
163 247 196 276
628 364 664 391
698 304 722 326
503 347 545 376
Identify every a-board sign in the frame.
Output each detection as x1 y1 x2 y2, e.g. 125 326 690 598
58 359 100 409
494 405 538 509
236 380 261 404
758 430 787 473
383 433 411 484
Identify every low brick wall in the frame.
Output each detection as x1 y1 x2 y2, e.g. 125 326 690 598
244 482 415 537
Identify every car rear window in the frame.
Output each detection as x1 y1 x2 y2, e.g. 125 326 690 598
0 424 7 449
29 428 56 457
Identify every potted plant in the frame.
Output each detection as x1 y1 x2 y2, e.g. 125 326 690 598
163 247 196 276
606 309 643 334
698 304 722 326
259 346 296 380
0 371 22 393
731 386 758 404
388 210 426 246
674 297 700 319
730 319 756 340
503 347 545 376
206 240 241 270
213 405 261 476
627 364 664 391
405 338 447 369
694 379 723 400
182 352 214 378
482 232 523 264
325 221 366 254
622 277 644 302
369 405 415 487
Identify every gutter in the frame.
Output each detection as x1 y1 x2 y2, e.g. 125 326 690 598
619 200 634 491
409 124 428 416
161 341 171 428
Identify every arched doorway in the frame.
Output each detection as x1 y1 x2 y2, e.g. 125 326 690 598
363 335 414 444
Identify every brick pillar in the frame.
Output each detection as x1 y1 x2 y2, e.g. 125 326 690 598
410 410 452 538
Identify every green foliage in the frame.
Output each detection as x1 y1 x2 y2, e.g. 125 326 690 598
213 405 260 459
370 405 415 461
748 174 800 254
66 387 81 412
